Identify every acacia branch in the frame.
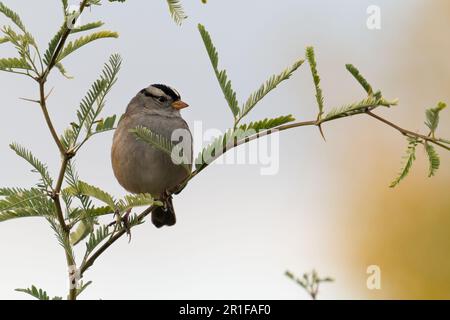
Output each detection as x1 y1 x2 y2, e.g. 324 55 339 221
174 105 449 192
80 205 157 276
367 111 449 151
42 0 90 81
38 81 65 154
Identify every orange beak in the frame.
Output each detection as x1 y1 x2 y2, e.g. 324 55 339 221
171 100 189 110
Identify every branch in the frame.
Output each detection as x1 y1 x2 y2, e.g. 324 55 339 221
173 106 449 193
38 81 65 154
80 205 156 276
41 0 90 81
366 111 450 151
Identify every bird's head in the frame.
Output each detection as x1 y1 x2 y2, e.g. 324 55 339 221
133 84 189 116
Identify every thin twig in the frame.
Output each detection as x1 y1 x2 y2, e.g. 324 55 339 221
80 205 156 276
366 110 450 151
42 0 90 81
38 81 65 154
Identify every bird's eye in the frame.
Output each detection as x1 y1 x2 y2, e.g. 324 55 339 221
157 96 167 103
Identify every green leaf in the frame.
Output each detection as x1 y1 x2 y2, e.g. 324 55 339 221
0 57 31 71
166 0 187 25
131 125 192 175
70 219 95 245
85 225 110 257
345 64 374 96
130 125 175 157
425 102 446 137
0 36 8 44
67 181 116 208
95 114 117 133
424 143 440 177
0 2 37 50
324 97 398 121
67 54 121 149
9 143 53 189
15 285 50 300
0 2 28 34
239 115 295 132
194 129 238 171
306 47 324 118
390 138 419 188
47 217 75 263
55 62 73 79
239 60 304 122
0 188 53 222
198 24 240 118
57 31 118 63
43 24 65 66
70 21 104 34
116 194 158 213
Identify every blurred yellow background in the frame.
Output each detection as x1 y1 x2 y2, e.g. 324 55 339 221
328 0 450 299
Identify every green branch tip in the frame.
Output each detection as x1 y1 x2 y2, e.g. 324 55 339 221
305 46 324 118
345 64 374 95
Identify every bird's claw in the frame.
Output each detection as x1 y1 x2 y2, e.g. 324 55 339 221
108 208 132 242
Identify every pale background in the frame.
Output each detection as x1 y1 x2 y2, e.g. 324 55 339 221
0 0 449 299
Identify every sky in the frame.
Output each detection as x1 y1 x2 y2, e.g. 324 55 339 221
0 0 449 299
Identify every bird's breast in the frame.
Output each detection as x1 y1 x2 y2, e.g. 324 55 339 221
111 114 192 196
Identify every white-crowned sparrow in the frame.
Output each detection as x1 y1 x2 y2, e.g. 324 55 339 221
111 84 192 228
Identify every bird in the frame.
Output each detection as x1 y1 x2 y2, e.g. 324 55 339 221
111 84 192 228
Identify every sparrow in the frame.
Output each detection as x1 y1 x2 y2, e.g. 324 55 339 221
111 84 192 228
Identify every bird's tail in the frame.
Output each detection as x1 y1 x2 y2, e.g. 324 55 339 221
151 196 176 228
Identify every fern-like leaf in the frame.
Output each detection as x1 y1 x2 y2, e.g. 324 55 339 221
9 143 53 189
239 115 295 132
239 60 304 121
0 57 31 71
55 62 73 79
116 194 159 213
0 2 37 51
43 24 65 66
67 181 116 208
0 188 53 222
0 2 28 34
15 285 50 300
198 24 240 118
131 125 192 174
85 225 110 257
346 64 374 96
131 125 175 156
68 54 121 149
71 21 104 34
390 138 419 188
324 97 398 121
95 114 117 133
306 47 324 118
424 143 440 177
70 220 95 245
56 31 118 63
194 129 239 171
47 217 75 263
425 102 446 137
166 0 187 25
